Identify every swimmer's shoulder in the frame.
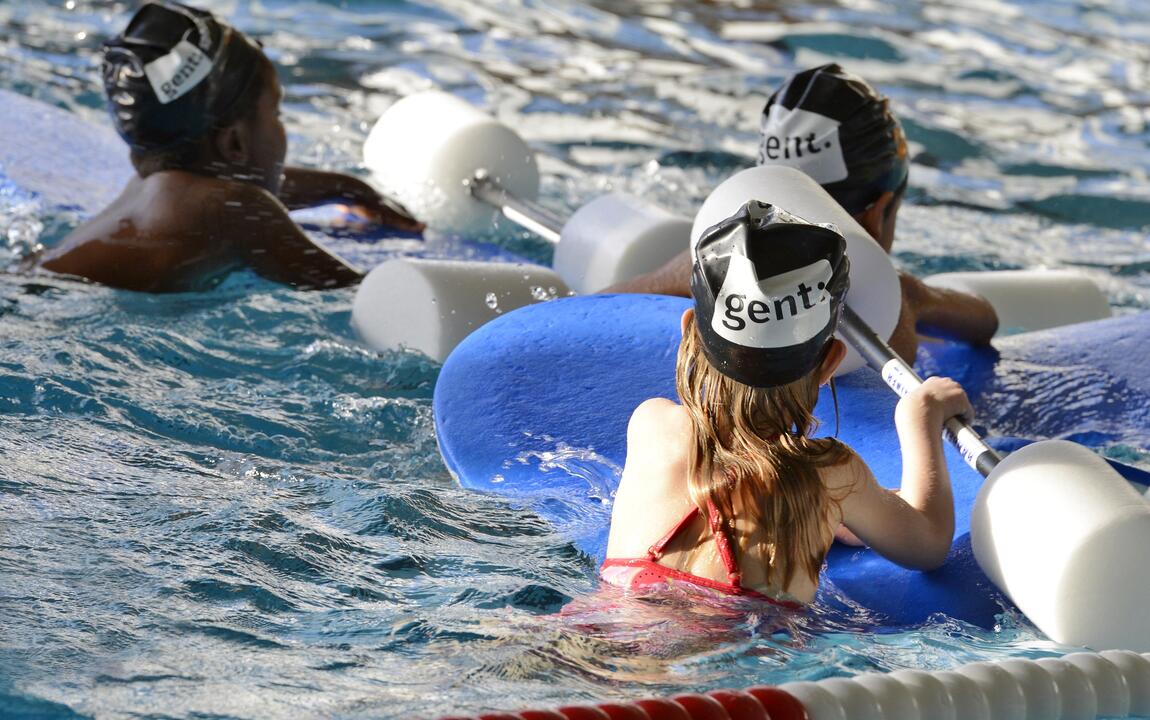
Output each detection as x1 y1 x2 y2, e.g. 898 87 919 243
621 398 691 484
627 397 690 447
814 440 873 501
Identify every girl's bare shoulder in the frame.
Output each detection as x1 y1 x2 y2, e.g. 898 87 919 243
815 441 873 495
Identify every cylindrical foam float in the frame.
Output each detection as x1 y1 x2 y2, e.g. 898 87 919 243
692 165 901 376
971 439 1150 651
923 269 1111 335
352 258 570 362
554 193 691 294
364 91 540 234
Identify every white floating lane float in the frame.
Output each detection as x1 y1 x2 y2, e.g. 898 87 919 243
355 91 689 359
924 269 1112 335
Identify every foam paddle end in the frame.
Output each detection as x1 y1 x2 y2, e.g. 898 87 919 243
972 439 1150 651
364 91 539 234
924 269 1111 335
353 258 569 362
554 193 691 294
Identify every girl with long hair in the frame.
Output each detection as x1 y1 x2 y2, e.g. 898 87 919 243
601 201 971 606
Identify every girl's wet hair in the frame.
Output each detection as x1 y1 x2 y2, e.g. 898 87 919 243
675 312 853 590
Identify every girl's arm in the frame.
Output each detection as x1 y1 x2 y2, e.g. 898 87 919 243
835 376 972 570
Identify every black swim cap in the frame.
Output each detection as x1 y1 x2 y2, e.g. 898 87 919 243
758 64 908 216
690 201 850 388
102 1 265 152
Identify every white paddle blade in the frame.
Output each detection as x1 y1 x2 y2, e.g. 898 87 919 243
692 165 901 376
554 193 691 294
972 439 1150 651
352 258 569 362
364 91 540 234
924 269 1111 335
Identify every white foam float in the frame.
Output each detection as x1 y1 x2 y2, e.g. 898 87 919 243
356 91 690 357
924 268 1111 335
352 259 570 362
971 440 1150 652
364 91 539 235
554 192 692 295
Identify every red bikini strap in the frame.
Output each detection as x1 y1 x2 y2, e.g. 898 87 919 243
706 500 743 587
647 506 701 560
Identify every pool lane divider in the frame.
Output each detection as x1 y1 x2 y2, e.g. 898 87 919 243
437 650 1150 720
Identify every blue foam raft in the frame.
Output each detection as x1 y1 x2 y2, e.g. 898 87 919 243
0 89 528 269
434 294 1150 629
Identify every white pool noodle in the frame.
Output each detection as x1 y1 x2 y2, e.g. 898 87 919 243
352 258 569 362
923 269 1111 335
364 91 539 234
691 165 901 376
971 439 1150 652
554 193 692 294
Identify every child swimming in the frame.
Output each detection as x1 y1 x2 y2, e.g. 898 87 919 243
608 64 998 363
37 1 421 293
602 201 972 605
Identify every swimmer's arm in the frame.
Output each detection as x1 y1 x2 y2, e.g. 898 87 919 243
279 168 424 232
837 378 970 570
601 250 692 297
226 184 364 289
901 272 998 346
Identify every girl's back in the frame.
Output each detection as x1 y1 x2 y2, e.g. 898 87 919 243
606 397 865 604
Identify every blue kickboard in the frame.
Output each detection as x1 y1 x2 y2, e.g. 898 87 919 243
0 88 527 268
433 294 1150 629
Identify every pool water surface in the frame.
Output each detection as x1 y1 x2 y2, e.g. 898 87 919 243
2 1 1149 718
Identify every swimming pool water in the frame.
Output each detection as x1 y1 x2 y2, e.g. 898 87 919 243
2 1 1149 718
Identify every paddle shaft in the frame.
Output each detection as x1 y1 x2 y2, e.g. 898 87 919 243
839 305 1001 477
467 171 564 243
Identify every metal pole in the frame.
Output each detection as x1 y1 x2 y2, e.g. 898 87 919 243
466 170 564 244
839 305 1001 477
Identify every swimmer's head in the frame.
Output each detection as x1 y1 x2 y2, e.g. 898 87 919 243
102 2 282 185
689 200 849 388
758 64 908 219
